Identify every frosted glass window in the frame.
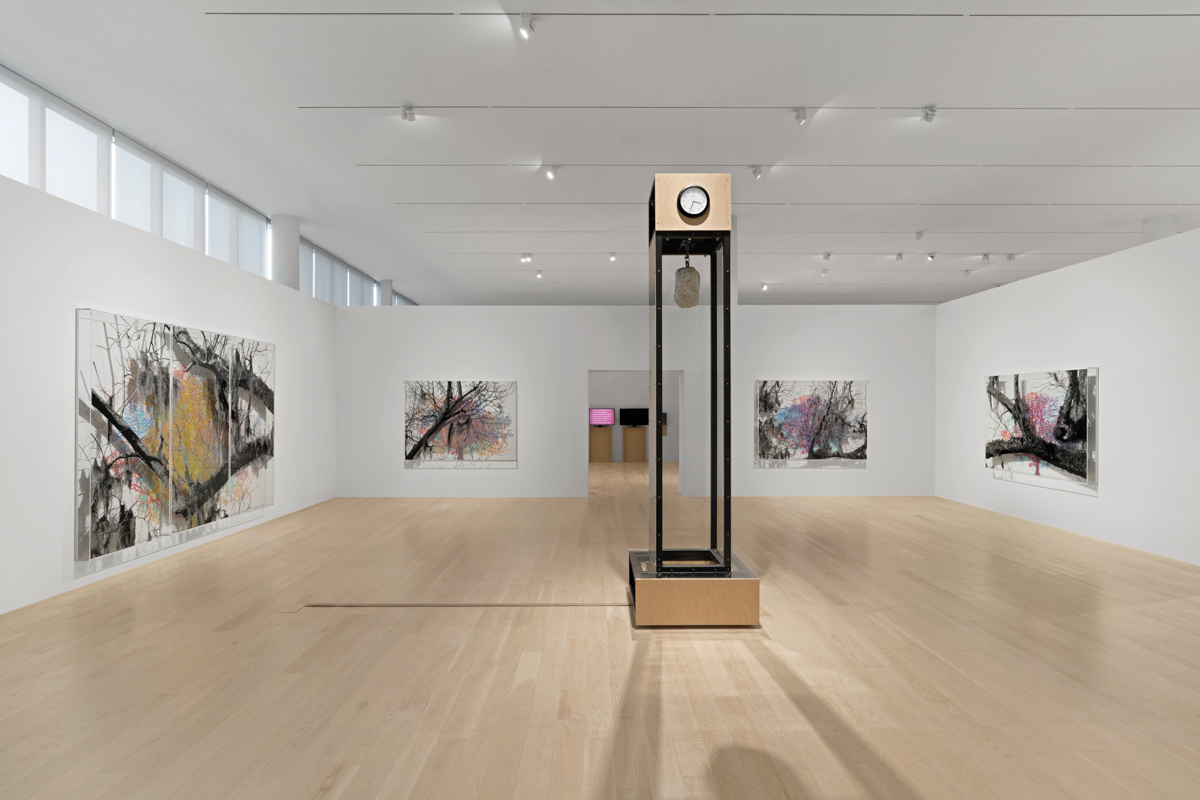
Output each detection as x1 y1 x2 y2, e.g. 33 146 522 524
332 260 349 306
348 269 366 306
207 193 231 262
299 240 315 296
0 81 29 184
238 212 267 277
314 249 334 303
113 145 151 232
45 108 98 210
163 172 195 249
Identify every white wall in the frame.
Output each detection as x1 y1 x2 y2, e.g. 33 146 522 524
935 229 1200 565
336 304 936 498
337 306 646 497
732 305 936 497
0 177 338 615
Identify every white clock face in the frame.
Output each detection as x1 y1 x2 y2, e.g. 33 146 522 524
678 185 709 217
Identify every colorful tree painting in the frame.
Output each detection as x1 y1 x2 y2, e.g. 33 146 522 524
755 380 867 467
76 315 172 558
404 381 517 468
985 370 1092 482
76 311 275 561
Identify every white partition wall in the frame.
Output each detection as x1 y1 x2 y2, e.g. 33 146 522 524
935 228 1200 565
0 175 338 615
335 304 937 498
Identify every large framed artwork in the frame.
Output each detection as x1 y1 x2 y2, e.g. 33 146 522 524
404 381 517 468
75 310 275 565
754 380 868 468
985 369 1098 490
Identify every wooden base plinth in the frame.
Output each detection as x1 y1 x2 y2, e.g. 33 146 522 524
628 550 759 627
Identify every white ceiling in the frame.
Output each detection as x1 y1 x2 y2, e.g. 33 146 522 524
4 1 1200 305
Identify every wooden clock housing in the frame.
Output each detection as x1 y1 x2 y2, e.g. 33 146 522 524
649 173 732 239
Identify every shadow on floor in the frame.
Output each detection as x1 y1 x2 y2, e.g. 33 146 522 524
746 638 927 800
707 745 817 799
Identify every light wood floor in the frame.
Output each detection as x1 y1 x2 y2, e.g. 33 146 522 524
2 464 1199 799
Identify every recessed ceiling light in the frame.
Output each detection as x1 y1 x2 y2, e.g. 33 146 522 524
927 252 936 260
546 165 557 180
762 284 768 291
609 252 616 261
823 252 831 261
402 106 415 122
794 107 807 125
921 105 937 123
752 165 762 179
520 13 535 38
536 270 542 279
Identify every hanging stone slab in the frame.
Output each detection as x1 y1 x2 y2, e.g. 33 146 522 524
674 265 700 308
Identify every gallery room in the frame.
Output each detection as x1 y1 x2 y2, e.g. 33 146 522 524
1 3 1198 798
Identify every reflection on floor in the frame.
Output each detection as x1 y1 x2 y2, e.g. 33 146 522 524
591 462 721 554
1 463 1199 798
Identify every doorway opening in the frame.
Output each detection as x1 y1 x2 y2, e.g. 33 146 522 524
587 370 681 496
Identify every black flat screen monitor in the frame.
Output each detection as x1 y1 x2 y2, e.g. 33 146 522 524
620 407 649 427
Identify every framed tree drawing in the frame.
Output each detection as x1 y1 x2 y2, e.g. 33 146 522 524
75 310 275 565
75 312 173 559
985 369 1098 488
404 381 517 468
755 380 868 468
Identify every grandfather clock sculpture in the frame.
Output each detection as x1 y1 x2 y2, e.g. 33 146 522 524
628 174 759 627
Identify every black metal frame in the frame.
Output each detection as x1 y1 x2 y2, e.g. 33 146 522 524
650 229 732 577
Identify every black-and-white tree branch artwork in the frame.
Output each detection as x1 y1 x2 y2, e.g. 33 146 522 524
75 310 275 563
985 369 1098 486
754 380 868 469
404 381 517 469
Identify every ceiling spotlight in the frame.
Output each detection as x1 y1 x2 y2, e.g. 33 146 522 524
823 252 831 260
964 269 972 277
896 252 904 261
536 270 542 279
609 252 616 261
1007 253 1016 261
519 12 535 38
794 107 807 125
402 106 416 122
921 105 937 123
927 252 936 261
916 231 924 240
752 165 762 179
821 269 828 278
762 284 768 291
982 253 991 263
546 165 557 180
520 253 532 263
